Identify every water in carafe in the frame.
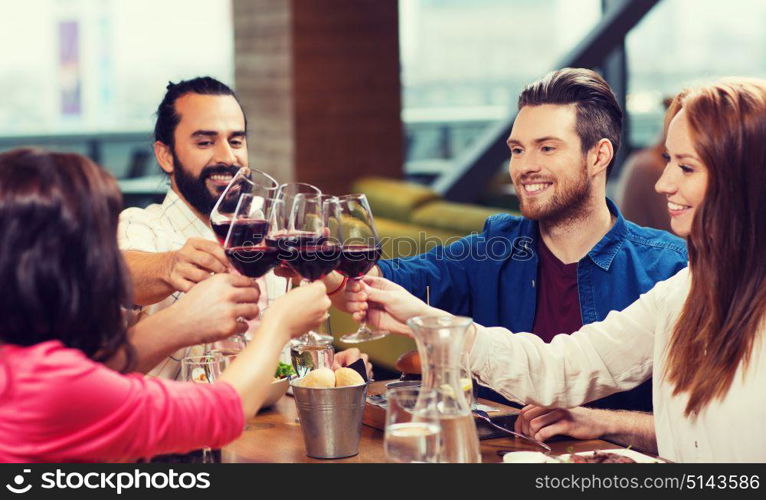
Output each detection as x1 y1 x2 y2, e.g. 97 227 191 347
407 315 481 463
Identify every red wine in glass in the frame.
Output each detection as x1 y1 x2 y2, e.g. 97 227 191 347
335 193 387 344
225 246 280 278
226 219 270 247
269 233 328 263
288 244 341 281
337 245 382 278
211 220 232 244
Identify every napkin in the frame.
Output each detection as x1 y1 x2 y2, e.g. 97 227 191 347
346 358 369 382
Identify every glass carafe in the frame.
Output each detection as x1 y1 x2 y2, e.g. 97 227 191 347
406 315 482 463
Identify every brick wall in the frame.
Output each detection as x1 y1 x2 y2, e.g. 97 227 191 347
233 0 294 182
233 0 402 194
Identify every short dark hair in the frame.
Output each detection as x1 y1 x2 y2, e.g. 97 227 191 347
518 68 623 177
0 148 134 371
153 76 245 148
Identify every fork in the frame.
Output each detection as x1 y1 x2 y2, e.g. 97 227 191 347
473 409 552 452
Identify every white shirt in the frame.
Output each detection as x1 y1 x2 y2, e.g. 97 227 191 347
118 189 285 379
470 267 766 462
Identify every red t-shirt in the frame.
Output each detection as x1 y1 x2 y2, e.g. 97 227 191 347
0 341 244 463
531 237 583 342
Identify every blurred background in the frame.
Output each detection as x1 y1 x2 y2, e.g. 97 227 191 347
1 0 764 213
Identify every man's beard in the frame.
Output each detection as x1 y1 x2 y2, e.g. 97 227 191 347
517 158 592 227
172 151 241 217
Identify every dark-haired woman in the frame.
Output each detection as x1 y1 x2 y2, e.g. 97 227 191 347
0 149 330 462
347 79 766 462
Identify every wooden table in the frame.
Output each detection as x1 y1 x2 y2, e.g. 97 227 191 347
222 382 618 463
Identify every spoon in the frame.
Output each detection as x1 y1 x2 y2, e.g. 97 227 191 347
473 409 552 452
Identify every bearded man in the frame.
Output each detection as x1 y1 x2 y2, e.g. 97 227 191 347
119 77 370 380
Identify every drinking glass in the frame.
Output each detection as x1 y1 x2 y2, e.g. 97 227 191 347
218 194 278 349
181 352 223 384
273 183 322 290
336 194 387 343
248 168 280 197
224 194 280 279
274 182 321 217
207 334 247 369
384 387 441 463
181 353 224 463
277 193 340 347
290 342 335 378
210 167 278 244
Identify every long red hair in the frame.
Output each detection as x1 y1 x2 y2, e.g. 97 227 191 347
665 79 766 416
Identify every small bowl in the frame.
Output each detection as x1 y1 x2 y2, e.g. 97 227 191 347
259 378 289 412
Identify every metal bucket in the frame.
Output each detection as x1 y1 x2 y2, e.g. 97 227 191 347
290 380 369 459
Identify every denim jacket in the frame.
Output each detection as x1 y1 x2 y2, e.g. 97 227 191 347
378 199 688 411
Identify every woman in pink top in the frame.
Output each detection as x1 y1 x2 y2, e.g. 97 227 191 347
0 148 331 462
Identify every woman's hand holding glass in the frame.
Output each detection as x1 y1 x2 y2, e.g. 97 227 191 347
344 276 439 336
261 281 332 341
170 273 261 346
336 194 387 343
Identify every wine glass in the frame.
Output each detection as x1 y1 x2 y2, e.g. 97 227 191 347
290 342 335 379
219 194 279 349
248 168 279 197
273 183 322 292
224 193 279 277
384 387 441 463
207 327 248 369
336 194 387 343
181 352 224 463
210 167 279 244
277 193 340 347
275 182 321 212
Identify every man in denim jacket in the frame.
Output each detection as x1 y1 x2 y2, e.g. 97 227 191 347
329 68 687 451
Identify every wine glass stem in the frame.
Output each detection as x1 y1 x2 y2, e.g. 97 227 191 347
252 277 263 322
285 265 298 294
355 277 368 330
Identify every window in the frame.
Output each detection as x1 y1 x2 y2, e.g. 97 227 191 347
627 0 766 147
399 0 601 173
0 0 233 178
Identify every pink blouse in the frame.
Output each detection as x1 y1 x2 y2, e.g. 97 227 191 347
0 341 244 463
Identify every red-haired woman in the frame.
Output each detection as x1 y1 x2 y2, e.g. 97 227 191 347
349 78 766 462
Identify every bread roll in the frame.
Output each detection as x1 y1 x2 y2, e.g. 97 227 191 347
297 368 336 388
334 367 365 387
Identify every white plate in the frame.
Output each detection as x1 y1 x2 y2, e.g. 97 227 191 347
569 448 663 463
502 451 557 463
503 448 663 463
